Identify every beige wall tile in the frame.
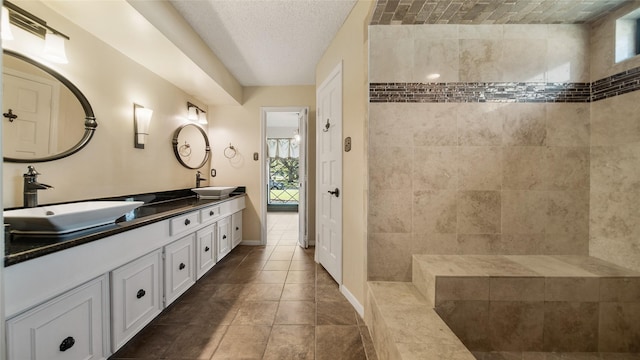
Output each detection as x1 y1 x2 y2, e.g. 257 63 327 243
459 25 503 39
591 92 640 146
369 103 415 147
490 277 545 301
591 144 640 193
600 277 640 302
436 300 491 351
542 233 589 255
493 234 545 255
459 39 504 82
543 302 599 352
503 25 548 39
414 39 459 83
488 301 544 351
545 277 600 302
412 233 461 254
369 146 413 191
501 39 547 82
503 147 546 190
369 190 412 233
546 191 589 236
368 233 412 282
502 104 547 146
545 147 590 191
545 103 590 147
413 190 457 234
459 146 503 190
547 25 590 82
369 36 413 82
598 302 640 352
436 277 490 303
413 104 458 146
413 147 458 190
457 103 504 146
590 190 640 242
458 191 502 234
502 191 548 235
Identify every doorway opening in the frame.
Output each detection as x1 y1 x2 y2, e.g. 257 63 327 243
260 107 309 248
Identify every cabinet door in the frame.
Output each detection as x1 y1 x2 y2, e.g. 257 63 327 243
111 250 163 352
7 275 108 360
164 234 196 306
232 211 243 249
196 224 216 279
217 216 232 261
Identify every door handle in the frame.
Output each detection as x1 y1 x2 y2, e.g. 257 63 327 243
328 188 340 197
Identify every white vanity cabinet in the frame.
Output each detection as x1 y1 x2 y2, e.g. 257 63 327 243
6 275 109 360
164 234 196 306
232 211 243 249
217 216 232 261
196 223 217 279
110 249 163 352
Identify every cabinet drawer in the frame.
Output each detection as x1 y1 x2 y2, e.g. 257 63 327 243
111 250 163 352
230 196 246 213
200 205 221 224
164 234 196 306
170 211 200 236
7 275 108 360
196 224 217 279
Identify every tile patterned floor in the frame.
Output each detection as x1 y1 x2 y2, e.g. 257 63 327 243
110 212 377 360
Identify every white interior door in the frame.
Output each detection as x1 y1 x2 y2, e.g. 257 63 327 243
2 71 54 158
316 63 342 284
298 108 309 249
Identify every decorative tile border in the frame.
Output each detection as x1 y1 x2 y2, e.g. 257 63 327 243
370 66 640 103
370 82 591 103
591 66 640 101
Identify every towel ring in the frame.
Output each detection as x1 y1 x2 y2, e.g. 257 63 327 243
178 141 191 157
224 144 237 159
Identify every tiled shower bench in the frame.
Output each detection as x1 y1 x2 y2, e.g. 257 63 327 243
366 255 640 360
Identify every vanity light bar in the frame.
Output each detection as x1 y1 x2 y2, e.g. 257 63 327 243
4 1 69 40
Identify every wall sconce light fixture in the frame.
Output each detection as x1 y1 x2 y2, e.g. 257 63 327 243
187 102 207 125
3 1 70 63
134 103 153 149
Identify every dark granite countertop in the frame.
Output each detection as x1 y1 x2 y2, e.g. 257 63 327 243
4 188 246 267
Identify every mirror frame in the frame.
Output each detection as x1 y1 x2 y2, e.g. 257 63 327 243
3 50 98 163
172 123 211 169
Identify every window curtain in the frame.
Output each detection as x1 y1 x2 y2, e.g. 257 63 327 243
267 138 299 159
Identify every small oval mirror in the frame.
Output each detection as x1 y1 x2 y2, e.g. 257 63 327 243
2 50 97 163
172 123 210 169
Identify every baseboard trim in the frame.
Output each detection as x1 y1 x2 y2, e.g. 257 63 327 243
340 284 364 318
240 240 262 246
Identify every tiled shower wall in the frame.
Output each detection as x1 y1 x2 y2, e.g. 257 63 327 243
589 3 640 274
367 24 592 281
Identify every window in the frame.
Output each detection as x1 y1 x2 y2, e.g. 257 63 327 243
615 8 640 63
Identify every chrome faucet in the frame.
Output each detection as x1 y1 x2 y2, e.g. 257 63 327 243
23 166 53 208
196 171 207 188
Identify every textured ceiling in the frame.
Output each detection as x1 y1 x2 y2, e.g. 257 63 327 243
169 0 357 87
370 0 631 25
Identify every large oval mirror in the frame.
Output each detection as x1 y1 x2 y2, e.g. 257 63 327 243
172 123 210 169
2 50 97 163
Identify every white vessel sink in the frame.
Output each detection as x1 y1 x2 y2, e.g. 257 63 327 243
191 186 237 199
3 201 145 234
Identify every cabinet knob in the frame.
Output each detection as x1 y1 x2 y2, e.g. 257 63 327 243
184 219 191 226
223 235 227 239
179 262 186 270
205 246 210 252
136 289 146 299
210 210 214 216
59 336 75 352
236 226 239 231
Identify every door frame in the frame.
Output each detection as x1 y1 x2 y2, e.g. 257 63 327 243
260 106 309 246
